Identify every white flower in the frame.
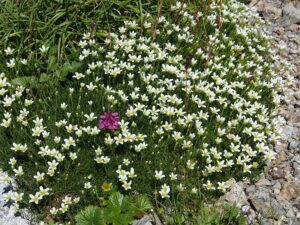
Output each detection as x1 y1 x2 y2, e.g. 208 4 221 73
217 182 229 192
48 160 58 170
34 172 45 182
191 188 197 194
24 99 34 106
6 58 16 68
70 152 78 160
13 166 24 177
74 197 80 204
60 102 67 110
122 181 132 190
38 186 50 197
117 169 128 182
84 182 92 189
39 45 49 53
155 170 165 180
169 172 177 181
29 192 42 204
0 174 10 185
9 157 17 166
123 158 130 166
12 192 24 202
21 59 28 65
54 136 61 143
128 168 136 178
187 160 196 170
3 191 12 201
50 207 58 215
159 184 170 198
62 196 72 205
60 203 69 213
204 180 215 190
4 47 14 55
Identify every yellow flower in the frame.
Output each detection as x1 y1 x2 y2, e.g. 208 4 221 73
101 182 112 192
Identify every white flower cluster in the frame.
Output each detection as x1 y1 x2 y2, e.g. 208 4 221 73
72 1 291 196
0 0 292 220
50 196 80 215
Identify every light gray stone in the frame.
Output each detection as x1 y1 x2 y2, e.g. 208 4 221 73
133 213 162 225
286 207 296 218
282 3 300 26
281 126 294 139
280 181 300 201
133 216 154 225
0 170 29 225
223 181 248 207
0 209 29 225
294 91 300 100
249 187 285 219
269 163 291 179
257 177 271 186
289 140 300 152
260 219 274 225
293 162 300 177
264 4 282 20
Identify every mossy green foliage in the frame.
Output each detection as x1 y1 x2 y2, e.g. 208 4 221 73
0 0 211 64
164 203 247 225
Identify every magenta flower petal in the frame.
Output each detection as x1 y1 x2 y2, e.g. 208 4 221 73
98 112 120 131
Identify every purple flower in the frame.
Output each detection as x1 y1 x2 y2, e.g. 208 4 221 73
98 112 120 131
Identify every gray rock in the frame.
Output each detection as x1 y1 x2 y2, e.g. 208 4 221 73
293 155 300 164
286 207 296 218
293 162 300 177
289 140 300 152
0 171 9 206
292 128 300 140
246 185 256 194
274 142 289 153
133 216 154 225
0 209 29 225
223 181 248 207
293 197 300 210
264 4 282 20
280 181 300 201
282 3 300 26
133 213 162 225
249 187 285 219
0 170 29 225
269 163 291 179
288 220 300 225
294 91 300 100
281 126 293 139
273 181 281 190
256 177 271 186
289 112 300 123
260 219 275 225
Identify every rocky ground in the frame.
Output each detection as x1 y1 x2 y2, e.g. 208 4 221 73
0 1 299 225
0 171 29 225
221 1 300 225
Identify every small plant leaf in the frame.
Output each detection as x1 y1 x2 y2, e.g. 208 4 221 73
57 61 81 81
39 73 50 82
108 192 128 210
75 206 105 225
11 76 38 87
133 195 152 214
